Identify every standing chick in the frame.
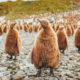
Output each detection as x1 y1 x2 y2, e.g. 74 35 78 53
33 24 39 32
5 23 21 60
3 24 8 33
71 25 74 35
24 23 29 32
18 21 23 30
66 25 72 36
0 24 3 35
31 19 60 77
29 26 33 33
57 26 68 53
74 27 80 52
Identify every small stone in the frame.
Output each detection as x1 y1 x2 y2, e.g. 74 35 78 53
66 72 74 78
0 62 2 65
75 69 80 72
0 72 4 77
12 73 25 80
0 53 2 58
0 78 2 80
45 77 58 80
24 77 44 80
1 75 11 80
76 77 80 80
66 78 74 80
77 59 80 62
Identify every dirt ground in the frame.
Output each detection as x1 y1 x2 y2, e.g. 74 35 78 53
0 28 80 80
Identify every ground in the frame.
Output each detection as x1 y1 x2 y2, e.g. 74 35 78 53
0 29 80 80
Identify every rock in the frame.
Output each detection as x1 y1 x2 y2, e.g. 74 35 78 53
1 75 11 80
24 77 44 80
45 77 58 80
12 73 25 80
66 78 74 80
59 76 67 80
66 72 74 78
0 72 4 77
77 59 80 62
76 77 80 80
75 69 80 72
0 62 2 65
0 78 2 80
7 63 20 70
0 53 2 58
69 57 74 60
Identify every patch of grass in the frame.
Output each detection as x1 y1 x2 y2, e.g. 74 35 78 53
0 0 78 20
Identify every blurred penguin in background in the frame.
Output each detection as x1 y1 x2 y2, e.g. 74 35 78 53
0 24 3 35
57 26 68 53
74 26 80 52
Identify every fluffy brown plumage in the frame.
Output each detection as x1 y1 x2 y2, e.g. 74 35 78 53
73 23 77 29
20 25 23 30
74 27 80 51
16 25 20 30
31 19 60 77
52 24 56 32
56 25 59 32
24 23 29 32
66 25 72 36
71 25 74 35
3 25 8 33
33 24 39 32
18 21 23 30
52 24 59 32
5 23 21 59
0 25 3 35
38 25 42 31
57 27 68 53
29 26 33 33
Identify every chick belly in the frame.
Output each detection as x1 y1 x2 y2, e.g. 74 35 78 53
5 43 19 56
75 39 80 47
59 41 66 50
37 50 57 69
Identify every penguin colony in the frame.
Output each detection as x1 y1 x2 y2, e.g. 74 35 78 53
0 13 80 77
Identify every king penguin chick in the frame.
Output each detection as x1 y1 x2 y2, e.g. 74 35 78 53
57 26 68 54
5 23 21 60
74 27 80 52
31 19 60 77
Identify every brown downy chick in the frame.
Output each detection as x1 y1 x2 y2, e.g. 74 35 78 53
0 24 3 35
66 25 72 36
18 22 23 30
5 23 21 60
31 19 60 77
38 25 42 31
71 25 74 35
3 24 8 33
24 23 29 32
74 27 80 52
33 24 39 32
57 26 68 54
